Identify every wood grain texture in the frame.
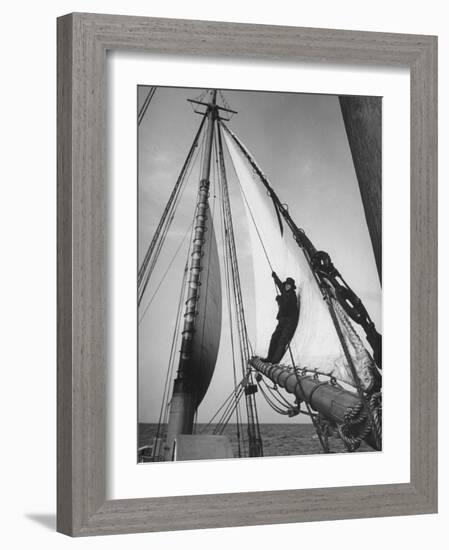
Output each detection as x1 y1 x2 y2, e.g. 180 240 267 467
57 12 438 536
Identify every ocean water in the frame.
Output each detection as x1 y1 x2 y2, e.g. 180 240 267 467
138 423 373 459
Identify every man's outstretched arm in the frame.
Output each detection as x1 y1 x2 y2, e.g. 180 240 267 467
271 271 283 292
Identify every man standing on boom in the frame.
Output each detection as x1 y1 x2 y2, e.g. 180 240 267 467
263 272 300 364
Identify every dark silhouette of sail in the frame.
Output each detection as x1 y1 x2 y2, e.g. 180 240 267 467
339 96 382 283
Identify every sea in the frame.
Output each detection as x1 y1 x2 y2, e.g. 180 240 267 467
138 423 373 458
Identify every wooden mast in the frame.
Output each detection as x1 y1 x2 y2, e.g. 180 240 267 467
164 90 218 458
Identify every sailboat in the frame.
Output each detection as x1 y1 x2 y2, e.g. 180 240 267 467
138 88 382 462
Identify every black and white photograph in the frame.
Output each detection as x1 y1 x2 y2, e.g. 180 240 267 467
1 0 441 543
137 86 382 463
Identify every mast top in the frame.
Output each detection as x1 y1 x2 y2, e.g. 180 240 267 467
187 89 237 121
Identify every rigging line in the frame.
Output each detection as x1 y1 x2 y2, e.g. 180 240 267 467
216 125 254 363
213 389 245 436
138 221 193 324
326 294 381 448
137 86 156 126
257 374 296 410
217 134 254 389
137 124 206 305
153 270 189 452
214 387 246 434
214 387 244 428
214 137 246 450
257 382 292 415
260 377 296 409
224 226 245 452
217 123 263 454
216 147 244 455
215 139 243 369
214 136 247 449
201 383 245 433
258 387 291 415
138 122 205 294
220 131 274 272
152 260 189 456
217 177 237 378
161 212 197 430
227 228 251 368
138 114 207 291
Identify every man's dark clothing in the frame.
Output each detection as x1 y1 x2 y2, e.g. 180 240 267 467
266 273 300 364
275 290 299 320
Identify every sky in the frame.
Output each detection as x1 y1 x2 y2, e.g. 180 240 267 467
137 86 381 424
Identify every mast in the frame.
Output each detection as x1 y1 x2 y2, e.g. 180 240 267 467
164 91 218 457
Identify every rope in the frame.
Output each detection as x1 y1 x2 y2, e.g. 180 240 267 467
138 221 193 324
257 381 296 416
152 260 189 460
137 86 156 126
326 293 381 450
261 378 297 409
221 132 274 272
138 115 206 303
370 391 382 442
337 405 371 452
217 151 244 455
216 124 263 456
200 385 243 431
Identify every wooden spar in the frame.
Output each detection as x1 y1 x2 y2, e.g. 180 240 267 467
338 96 382 283
250 357 380 451
165 91 219 458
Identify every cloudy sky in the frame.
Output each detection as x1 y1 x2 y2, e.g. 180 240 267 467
137 86 381 424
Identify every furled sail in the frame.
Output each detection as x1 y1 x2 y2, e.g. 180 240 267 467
189 200 222 406
223 130 374 391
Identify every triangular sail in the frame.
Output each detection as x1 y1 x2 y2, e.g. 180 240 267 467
223 130 374 390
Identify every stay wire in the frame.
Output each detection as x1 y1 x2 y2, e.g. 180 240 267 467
138 114 207 289
138 221 194 324
201 382 245 433
216 125 262 452
220 125 274 273
138 123 206 305
137 86 156 126
215 139 244 454
152 258 189 458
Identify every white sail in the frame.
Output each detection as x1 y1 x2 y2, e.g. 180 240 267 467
223 129 374 391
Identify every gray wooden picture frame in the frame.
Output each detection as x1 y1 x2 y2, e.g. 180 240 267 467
57 12 438 537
